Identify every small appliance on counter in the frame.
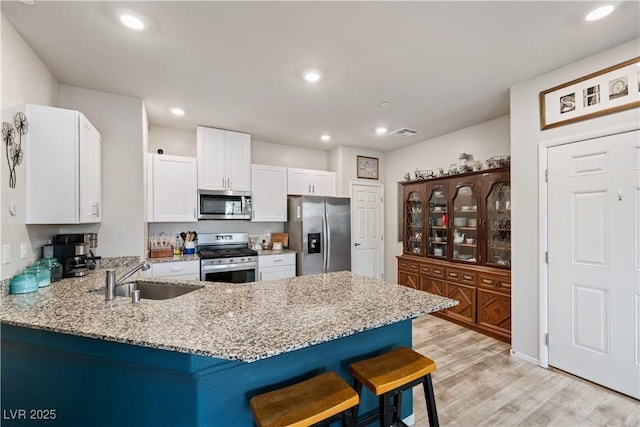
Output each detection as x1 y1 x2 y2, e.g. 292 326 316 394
43 233 100 278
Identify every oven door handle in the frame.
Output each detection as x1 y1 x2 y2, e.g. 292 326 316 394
201 262 258 273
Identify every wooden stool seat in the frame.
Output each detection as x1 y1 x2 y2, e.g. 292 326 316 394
349 347 439 427
250 371 360 427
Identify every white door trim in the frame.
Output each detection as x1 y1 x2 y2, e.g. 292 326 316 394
350 181 385 279
538 120 640 369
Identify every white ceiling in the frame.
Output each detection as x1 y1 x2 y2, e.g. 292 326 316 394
2 1 639 152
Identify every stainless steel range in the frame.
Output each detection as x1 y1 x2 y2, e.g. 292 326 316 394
198 233 258 283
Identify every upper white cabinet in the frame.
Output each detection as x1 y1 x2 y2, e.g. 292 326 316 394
251 164 287 222
25 104 102 224
197 126 251 192
287 168 336 196
148 154 197 222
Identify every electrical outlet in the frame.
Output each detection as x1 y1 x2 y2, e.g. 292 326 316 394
2 244 11 265
20 242 27 259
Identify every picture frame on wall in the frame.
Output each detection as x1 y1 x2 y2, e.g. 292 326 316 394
539 56 640 130
357 155 379 180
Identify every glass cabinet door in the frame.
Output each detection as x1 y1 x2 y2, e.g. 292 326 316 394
452 185 478 263
427 189 448 258
486 181 511 267
405 191 424 255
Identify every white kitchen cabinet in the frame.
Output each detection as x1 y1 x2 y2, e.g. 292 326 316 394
148 153 197 222
251 164 287 222
258 253 296 281
197 126 251 192
150 260 200 280
25 104 102 224
287 168 335 196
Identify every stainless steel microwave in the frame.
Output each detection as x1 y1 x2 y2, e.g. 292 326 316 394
198 190 252 220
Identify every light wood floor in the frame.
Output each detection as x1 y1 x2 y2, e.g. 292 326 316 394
411 315 640 427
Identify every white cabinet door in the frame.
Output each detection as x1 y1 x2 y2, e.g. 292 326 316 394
258 253 296 281
227 130 251 191
197 126 251 192
149 154 197 222
309 170 335 196
287 168 311 195
287 168 336 196
79 114 102 223
251 164 287 222
25 104 102 224
197 126 226 191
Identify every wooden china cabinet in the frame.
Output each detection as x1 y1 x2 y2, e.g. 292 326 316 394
398 167 512 343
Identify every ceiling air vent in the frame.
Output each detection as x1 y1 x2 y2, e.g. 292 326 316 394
389 128 420 137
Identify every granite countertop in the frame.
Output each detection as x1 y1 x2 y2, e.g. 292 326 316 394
0 269 458 362
147 254 200 264
256 249 297 256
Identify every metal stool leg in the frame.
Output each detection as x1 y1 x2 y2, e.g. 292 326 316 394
423 374 439 427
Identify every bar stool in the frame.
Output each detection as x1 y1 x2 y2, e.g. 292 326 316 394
349 347 439 427
249 371 360 427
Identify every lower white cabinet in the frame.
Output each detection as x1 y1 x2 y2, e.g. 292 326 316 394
150 260 200 280
258 253 296 281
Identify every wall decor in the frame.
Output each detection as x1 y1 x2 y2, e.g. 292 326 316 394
539 57 640 130
2 112 29 189
357 155 379 179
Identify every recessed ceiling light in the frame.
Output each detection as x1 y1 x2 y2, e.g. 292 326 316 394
120 13 145 30
585 5 615 21
170 108 185 116
375 126 388 135
304 70 322 83
320 134 332 142
379 101 390 108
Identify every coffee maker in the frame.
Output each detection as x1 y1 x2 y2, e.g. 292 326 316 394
44 233 99 278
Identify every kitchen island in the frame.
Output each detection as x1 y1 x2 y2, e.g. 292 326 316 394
1 268 457 426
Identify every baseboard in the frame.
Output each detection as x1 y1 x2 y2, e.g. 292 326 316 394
510 349 540 365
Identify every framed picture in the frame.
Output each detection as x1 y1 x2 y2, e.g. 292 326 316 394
357 155 379 180
539 56 640 130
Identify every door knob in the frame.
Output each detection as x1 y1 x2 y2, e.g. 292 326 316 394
354 243 361 246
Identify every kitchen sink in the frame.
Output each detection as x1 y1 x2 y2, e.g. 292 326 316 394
95 281 203 300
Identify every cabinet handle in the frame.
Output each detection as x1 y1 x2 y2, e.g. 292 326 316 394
273 259 283 262
260 272 262 281
194 208 196 219
312 184 315 193
222 177 226 188
95 202 100 217
228 178 232 188
493 306 500 312
308 184 312 193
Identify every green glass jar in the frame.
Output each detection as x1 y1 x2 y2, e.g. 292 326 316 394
37 257 63 282
23 265 51 288
10 273 39 294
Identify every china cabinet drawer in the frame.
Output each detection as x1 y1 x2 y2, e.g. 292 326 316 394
477 274 511 293
420 263 445 279
398 260 419 272
446 268 476 285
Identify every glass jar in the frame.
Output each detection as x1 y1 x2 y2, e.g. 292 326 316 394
23 265 51 288
37 257 63 283
10 273 39 294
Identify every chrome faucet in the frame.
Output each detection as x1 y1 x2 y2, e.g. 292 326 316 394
105 261 151 300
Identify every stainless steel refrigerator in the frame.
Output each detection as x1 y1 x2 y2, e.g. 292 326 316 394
286 196 351 275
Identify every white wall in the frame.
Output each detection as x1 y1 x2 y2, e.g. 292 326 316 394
252 139 328 170
59 86 146 259
148 125 196 157
384 115 511 283
329 146 385 197
1 14 60 279
509 37 640 362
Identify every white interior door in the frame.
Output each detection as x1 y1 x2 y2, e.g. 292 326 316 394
351 183 384 279
547 130 640 399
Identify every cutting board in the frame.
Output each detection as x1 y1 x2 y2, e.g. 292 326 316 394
271 233 289 248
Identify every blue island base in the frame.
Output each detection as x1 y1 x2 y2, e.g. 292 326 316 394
2 321 412 426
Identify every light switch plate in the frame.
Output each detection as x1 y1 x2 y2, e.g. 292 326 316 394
20 242 27 259
2 244 11 265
